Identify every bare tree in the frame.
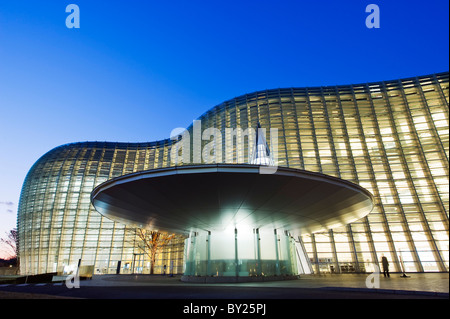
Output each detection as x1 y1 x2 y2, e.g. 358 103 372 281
0 228 18 259
131 228 175 275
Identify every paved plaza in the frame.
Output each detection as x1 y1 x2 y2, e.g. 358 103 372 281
0 272 448 299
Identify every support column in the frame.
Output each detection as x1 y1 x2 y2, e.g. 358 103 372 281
255 228 262 276
311 233 319 274
297 235 314 274
186 232 197 276
284 231 294 275
274 229 280 275
235 228 239 277
206 231 211 276
329 229 340 274
132 254 136 274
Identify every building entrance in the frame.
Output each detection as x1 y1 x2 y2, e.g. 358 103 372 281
132 253 145 274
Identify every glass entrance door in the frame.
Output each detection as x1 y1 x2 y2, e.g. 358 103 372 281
132 253 145 274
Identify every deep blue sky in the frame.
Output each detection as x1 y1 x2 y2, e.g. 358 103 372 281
0 0 448 250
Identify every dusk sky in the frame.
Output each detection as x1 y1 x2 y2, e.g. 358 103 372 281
0 0 448 258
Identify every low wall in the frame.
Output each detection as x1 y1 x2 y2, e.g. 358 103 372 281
0 267 18 276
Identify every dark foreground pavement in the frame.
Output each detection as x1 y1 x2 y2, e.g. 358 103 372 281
0 274 447 317
0 283 446 299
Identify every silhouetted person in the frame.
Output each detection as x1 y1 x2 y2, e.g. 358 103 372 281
381 255 390 277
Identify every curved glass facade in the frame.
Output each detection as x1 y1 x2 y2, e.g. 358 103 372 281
18 72 449 275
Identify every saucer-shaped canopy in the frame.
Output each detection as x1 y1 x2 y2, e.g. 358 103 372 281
91 164 373 236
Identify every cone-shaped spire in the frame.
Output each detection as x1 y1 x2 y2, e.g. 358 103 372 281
250 122 274 165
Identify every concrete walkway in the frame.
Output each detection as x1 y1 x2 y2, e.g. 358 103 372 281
82 272 449 294
0 272 447 299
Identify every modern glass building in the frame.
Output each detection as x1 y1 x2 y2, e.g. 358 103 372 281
18 72 449 276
